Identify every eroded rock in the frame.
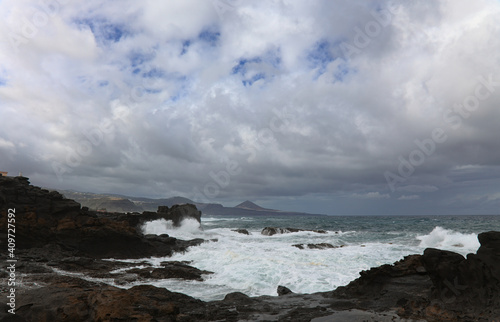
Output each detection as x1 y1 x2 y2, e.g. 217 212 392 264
261 227 327 236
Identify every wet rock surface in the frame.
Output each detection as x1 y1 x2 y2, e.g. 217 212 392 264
128 261 213 281
261 227 327 236
0 176 203 259
1 176 500 321
292 243 345 250
232 228 250 235
104 203 202 228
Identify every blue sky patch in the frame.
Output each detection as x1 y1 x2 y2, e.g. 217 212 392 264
308 40 335 72
142 68 165 79
231 57 262 75
129 52 154 67
75 18 128 44
266 48 282 69
180 40 191 55
242 73 265 86
198 29 220 46
334 62 355 82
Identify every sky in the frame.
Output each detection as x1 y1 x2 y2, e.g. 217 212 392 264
1 0 500 215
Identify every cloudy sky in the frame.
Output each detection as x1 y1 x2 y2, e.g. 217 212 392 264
1 0 500 215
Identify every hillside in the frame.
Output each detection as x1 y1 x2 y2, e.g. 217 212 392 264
56 190 324 217
234 200 275 211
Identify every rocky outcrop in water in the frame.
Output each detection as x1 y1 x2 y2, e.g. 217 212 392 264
232 229 250 235
128 261 213 281
261 227 327 236
292 243 345 250
100 204 202 228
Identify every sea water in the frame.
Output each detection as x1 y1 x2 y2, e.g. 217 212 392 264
137 215 500 301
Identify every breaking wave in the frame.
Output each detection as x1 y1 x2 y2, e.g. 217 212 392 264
141 218 202 238
416 226 480 255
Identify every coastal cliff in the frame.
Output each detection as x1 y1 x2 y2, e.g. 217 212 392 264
1 176 499 321
0 176 203 259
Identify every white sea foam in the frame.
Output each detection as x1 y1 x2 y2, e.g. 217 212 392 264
136 226 422 301
141 218 202 238
132 221 485 301
141 219 174 234
416 226 480 255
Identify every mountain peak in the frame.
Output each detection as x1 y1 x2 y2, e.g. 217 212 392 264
235 200 268 211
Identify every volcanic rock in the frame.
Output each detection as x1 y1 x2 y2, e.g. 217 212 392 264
102 203 202 229
419 231 500 317
232 229 250 235
12 275 208 322
261 227 327 236
127 261 213 281
0 176 203 259
292 243 344 250
277 285 293 296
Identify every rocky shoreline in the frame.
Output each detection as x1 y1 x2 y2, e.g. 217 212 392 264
1 176 499 321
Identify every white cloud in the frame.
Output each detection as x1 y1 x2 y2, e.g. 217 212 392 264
398 195 420 200
352 192 390 199
397 185 439 193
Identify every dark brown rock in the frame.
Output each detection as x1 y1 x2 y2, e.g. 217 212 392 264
292 243 345 249
418 231 500 317
277 285 293 296
232 229 250 235
261 227 327 236
0 176 204 259
127 261 213 281
97 203 202 229
14 276 208 322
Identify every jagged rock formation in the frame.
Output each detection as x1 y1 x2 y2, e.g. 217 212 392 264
102 203 202 229
11 276 209 322
261 226 327 236
292 243 345 250
0 176 203 259
232 229 250 235
127 261 213 281
332 232 500 320
277 285 294 296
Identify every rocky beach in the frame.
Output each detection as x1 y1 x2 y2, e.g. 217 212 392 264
1 176 500 321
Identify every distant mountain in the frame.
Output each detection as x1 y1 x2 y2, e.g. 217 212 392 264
84 197 142 213
58 190 195 213
132 196 195 211
234 200 274 211
56 190 324 217
199 200 324 217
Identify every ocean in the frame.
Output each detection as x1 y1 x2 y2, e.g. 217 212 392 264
134 214 500 301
